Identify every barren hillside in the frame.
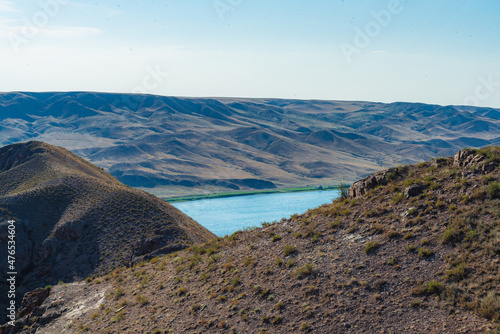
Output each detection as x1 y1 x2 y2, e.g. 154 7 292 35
4 146 499 333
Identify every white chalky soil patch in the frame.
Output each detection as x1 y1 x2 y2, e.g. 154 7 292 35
36 282 110 334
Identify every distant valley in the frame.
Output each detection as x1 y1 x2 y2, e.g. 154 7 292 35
0 92 499 198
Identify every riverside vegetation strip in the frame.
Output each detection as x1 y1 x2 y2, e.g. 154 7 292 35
164 186 342 203
4 146 499 333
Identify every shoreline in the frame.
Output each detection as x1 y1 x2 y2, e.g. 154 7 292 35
163 186 342 203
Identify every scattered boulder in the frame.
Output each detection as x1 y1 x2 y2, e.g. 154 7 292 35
404 184 425 199
432 157 448 168
348 168 395 199
401 207 418 218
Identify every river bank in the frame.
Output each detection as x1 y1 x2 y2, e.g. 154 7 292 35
164 185 343 203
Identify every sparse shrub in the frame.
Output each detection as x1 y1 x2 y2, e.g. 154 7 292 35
407 244 416 252
420 238 430 245
346 224 358 234
392 193 404 204
311 232 321 243
275 300 284 310
486 182 500 199
286 259 296 268
385 229 400 239
444 263 467 282
373 279 387 290
478 292 500 321
114 287 125 299
409 300 422 308
136 294 148 305
371 223 386 234
482 175 495 184
191 303 202 313
403 232 414 240
300 322 310 331
232 277 241 286
114 311 125 322
364 241 381 254
411 281 443 296
271 234 282 242
175 286 188 296
403 178 415 187
330 220 343 230
244 256 255 267
417 247 434 258
442 226 462 244
272 315 283 324
284 244 297 256
275 258 283 267
295 263 314 279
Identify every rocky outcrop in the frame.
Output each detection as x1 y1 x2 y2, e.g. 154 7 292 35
17 288 51 319
453 149 486 168
349 148 498 200
348 168 395 199
453 149 498 172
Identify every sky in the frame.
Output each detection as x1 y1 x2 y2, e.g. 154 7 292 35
1 0 500 108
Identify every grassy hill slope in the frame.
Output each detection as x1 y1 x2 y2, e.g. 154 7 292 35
0 141 215 319
3 146 500 333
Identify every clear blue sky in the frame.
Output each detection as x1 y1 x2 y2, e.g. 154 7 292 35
1 0 500 107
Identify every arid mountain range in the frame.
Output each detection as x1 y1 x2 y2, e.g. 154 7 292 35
1 92 499 198
3 146 498 333
0 141 214 319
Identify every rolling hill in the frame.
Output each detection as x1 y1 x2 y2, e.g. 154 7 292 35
0 141 215 320
0 92 499 198
3 146 498 333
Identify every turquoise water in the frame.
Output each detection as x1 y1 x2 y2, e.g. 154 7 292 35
171 190 340 237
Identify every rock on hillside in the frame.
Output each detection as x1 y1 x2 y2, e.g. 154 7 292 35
0 141 215 319
3 147 499 333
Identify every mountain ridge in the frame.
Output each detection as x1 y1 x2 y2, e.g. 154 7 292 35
1 92 498 198
0 141 215 320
